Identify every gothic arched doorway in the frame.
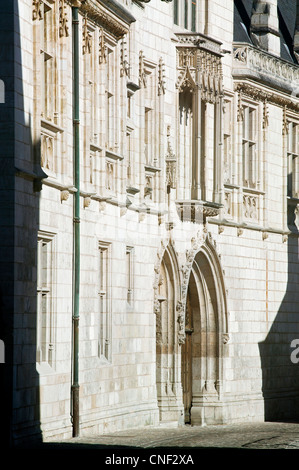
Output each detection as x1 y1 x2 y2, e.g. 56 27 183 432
155 246 184 424
181 241 228 425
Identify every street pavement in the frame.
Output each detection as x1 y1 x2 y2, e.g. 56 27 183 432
16 420 299 453
66 421 299 450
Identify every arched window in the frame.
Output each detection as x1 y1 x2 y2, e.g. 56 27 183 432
173 0 196 32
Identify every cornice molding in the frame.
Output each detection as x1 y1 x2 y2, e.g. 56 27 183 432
234 80 299 112
79 0 135 39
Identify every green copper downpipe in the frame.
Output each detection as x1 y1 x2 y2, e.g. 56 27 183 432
72 3 80 438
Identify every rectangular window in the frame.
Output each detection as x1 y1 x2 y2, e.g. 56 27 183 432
242 105 258 189
105 48 116 151
287 121 299 198
98 242 111 362
223 100 233 184
37 233 55 366
40 1 55 121
126 246 134 306
174 0 196 32
145 107 152 165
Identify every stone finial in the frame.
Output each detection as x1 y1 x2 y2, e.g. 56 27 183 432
250 0 280 56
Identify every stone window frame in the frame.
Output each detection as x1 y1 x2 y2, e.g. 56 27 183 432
223 97 234 186
241 101 260 190
126 246 134 308
173 0 197 32
222 94 236 220
98 241 112 363
142 62 158 167
36 231 57 369
39 0 57 123
286 118 299 199
104 36 120 153
239 97 264 225
285 112 299 231
82 17 98 188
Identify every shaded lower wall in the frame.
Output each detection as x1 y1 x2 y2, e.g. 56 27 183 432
259 234 299 421
0 0 17 447
0 0 43 446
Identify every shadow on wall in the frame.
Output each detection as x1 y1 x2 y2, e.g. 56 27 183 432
259 217 299 422
0 1 43 446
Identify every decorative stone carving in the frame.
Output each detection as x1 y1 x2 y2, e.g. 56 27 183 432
176 35 223 103
154 298 161 315
176 65 197 93
165 126 177 189
61 190 69 202
99 28 107 64
158 214 164 225
84 196 91 208
41 134 54 171
180 231 204 301
158 57 166 95
32 0 43 21
99 201 106 212
120 206 127 216
82 16 92 54
243 194 258 220
153 239 168 291
233 46 247 62
155 301 162 345
59 0 69 38
233 43 299 93
139 212 146 222
80 0 134 40
120 35 130 77
139 50 147 88
224 191 232 216
234 82 299 114
175 201 221 223
237 91 244 122
263 98 269 129
282 105 289 136
223 333 230 344
105 161 114 191
176 301 186 345
144 175 153 199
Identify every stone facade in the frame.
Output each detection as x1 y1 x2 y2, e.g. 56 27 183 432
1 0 299 445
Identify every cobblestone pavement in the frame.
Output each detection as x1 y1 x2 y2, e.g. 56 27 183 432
23 421 299 451
80 422 299 449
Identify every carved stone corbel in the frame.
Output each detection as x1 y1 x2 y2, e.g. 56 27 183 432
61 190 70 202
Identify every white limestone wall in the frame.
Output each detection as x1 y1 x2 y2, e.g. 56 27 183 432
13 0 299 441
